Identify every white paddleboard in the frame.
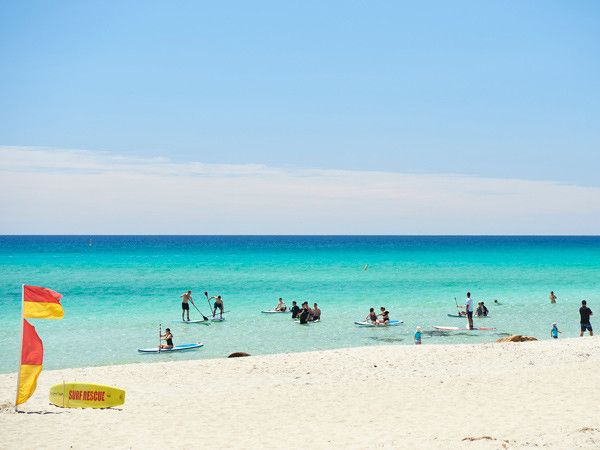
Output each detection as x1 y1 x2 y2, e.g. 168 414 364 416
354 320 403 327
211 317 225 322
138 343 204 353
173 319 210 324
433 326 496 331
294 319 320 324
261 310 289 314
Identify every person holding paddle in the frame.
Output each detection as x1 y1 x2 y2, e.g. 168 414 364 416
158 328 174 349
180 290 197 322
209 295 224 318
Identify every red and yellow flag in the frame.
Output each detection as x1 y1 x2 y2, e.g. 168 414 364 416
23 285 64 320
16 319 44 406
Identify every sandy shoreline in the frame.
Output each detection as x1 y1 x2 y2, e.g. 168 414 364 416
2 337 600 449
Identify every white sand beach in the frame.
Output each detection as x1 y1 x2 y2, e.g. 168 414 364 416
1 337 599 449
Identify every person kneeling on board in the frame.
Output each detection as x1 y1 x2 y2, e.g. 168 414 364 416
309 303 321 322
159 329 174 349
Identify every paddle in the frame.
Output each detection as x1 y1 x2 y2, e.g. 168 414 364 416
205 292 215 316
191 301 208 321
158 324 161 354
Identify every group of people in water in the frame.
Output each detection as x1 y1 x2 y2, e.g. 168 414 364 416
166 289 592 349
365 307 391 326
274 298 322 324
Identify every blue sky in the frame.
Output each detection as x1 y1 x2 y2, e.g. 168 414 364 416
1 1 599 233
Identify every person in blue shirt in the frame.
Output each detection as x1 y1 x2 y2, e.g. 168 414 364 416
414 326 422 345
550 322 562 339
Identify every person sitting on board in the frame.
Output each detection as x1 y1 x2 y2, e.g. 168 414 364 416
180 290 196 322
290 301 301 318
309 303 321 322
365 308 378 325
159 328 174 349
414 326 422 345
275 298 287 311
376 307 390 325
209 295 224 318
299 303 310 324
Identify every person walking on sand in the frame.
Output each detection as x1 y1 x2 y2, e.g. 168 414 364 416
457 292 474 329
209 295 224 318
551 322 562 339
180 290 197 322
580 300 593 336
550 291 557 303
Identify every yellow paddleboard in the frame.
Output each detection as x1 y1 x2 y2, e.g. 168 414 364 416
49 382 125 409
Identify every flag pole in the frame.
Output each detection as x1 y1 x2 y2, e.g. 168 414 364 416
15 284 25 411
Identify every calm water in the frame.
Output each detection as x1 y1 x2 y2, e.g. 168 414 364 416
1 236 599 374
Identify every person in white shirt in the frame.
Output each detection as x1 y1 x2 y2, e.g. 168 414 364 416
457 292 474 329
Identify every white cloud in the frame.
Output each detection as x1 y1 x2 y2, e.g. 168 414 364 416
1 146 599 234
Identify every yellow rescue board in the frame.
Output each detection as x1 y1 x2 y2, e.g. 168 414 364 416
49 382 125 409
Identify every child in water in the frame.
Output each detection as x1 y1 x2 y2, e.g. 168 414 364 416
414 326 422 345
550 322 562 339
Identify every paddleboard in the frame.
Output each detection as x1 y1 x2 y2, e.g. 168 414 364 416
211 317 225 322
261 310 289 314
294 319 320 324
173 319 210 324
49 382 125 409
447 314 467 318
354 320 403 326
433 326 496 331
138 343 204 353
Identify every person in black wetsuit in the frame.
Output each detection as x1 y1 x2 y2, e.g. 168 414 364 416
290 301 301 319
580 300 593 336
159 328 174 349
299 303 310 324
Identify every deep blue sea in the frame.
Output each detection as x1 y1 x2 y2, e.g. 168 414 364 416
1 236 599 374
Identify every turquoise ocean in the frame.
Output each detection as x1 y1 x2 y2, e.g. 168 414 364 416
1 236 599 374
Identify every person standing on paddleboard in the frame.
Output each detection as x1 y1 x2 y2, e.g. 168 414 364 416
209 295 224 318
457 292 474 329
180 290 197 322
